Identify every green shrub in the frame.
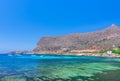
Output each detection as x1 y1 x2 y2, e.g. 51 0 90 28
99 50 106 53
112 49 120 54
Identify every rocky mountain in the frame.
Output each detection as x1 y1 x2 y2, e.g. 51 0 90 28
33 24 120 54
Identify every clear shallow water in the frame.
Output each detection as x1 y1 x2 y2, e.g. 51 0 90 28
0 54 120 81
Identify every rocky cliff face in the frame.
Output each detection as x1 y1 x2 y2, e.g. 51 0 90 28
33 24 120 54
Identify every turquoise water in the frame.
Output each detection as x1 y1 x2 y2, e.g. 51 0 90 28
0 54 120 81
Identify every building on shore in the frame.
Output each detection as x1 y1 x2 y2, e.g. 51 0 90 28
107 50 112 55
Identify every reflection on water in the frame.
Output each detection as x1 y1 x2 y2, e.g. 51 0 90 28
0 54 120 81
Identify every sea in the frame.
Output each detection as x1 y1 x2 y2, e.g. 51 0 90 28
0 54 120 81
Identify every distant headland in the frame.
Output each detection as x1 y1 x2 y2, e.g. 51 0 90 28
7 24 120 57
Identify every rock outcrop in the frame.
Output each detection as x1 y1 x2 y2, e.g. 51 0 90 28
34 24 120 54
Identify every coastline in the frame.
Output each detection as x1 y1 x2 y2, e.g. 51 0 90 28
73 53 120 58
55 53 120 58
3 52 120 58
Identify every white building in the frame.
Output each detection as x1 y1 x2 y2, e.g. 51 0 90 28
107 51 112 54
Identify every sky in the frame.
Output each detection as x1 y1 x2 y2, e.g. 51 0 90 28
0 0 120 52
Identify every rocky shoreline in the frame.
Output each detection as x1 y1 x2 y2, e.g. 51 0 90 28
6 52 120 58
50 53 120 58
74 53 120 58
6 50 120 58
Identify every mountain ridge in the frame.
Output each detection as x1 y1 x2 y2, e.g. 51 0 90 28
33 24 120 54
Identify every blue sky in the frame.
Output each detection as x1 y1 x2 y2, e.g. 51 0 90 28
0 0 120 52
